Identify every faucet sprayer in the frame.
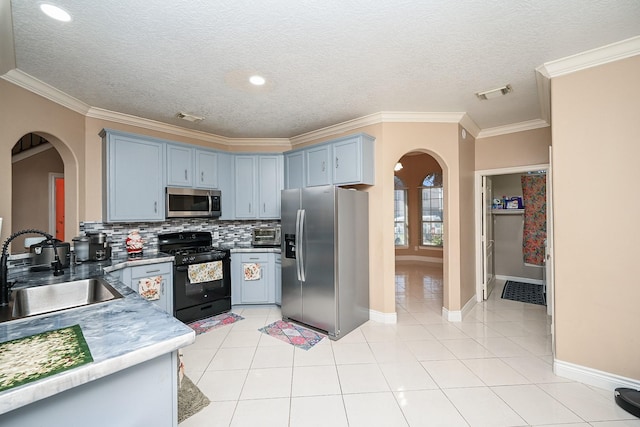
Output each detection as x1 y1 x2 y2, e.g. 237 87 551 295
1 229 65 306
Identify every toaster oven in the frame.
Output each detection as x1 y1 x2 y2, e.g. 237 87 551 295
251 227 281 247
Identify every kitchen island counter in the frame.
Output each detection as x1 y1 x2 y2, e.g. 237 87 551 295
0 261 194 424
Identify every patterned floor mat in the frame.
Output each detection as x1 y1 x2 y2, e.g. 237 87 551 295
258 320 325 350
187 312 244 335
501 281 546 306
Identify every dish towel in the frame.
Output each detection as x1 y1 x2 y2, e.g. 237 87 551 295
188 261 223 284
138 276 162 301
243 263 261 281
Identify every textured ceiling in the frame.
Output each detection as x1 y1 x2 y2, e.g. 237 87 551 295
7 0 640 138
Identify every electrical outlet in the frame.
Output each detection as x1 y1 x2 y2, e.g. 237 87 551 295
213 231 219 239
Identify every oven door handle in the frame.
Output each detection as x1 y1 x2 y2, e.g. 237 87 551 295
176 266 189 272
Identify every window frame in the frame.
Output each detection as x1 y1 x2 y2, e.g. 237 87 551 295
420 173 444 247
394 176 408 247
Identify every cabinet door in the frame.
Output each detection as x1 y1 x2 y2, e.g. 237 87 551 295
105 133 164 222
284 151 304 189
126 262 173 314
332 137 361 184
240 254 270 303
195 150 218 189
234 156 256 218
167 145 193 187
305 145 331 187
258 155 282 218
275 254 281 306
217 153 234 220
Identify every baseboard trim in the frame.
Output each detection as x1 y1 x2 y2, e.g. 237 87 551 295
395 255 443 264
496 275 544 286
369 309 397 324
554 359 640 391
442 294 477 322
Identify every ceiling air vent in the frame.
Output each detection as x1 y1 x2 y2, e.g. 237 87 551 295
176 112 204 123
475 84 512 100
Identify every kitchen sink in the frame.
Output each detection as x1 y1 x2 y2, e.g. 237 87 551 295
5 278 123 321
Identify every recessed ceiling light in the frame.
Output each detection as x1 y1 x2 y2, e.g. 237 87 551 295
249 75 266 86
40 3 72 22
475 84 512 100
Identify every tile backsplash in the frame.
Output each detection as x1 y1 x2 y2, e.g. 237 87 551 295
80 219 280 258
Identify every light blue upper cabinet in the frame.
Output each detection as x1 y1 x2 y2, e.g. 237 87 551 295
284 150 304 189
286 133 375 188
234 154 283 219
234 155 257 218
332 134 375 185
167 146 218 189
305 144 331 187
166 144 193 187
258 155 283 218
102 130 165 222
195 149 218 189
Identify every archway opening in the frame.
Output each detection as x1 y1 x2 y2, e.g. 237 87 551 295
393 151 445 318
11 133 64 252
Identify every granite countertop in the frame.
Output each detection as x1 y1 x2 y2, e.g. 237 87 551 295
0 256 194 415
225 246 281 254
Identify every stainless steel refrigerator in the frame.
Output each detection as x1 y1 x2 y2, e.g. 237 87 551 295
281 185 369 340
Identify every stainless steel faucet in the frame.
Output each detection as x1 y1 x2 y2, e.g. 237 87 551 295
0 229 65 306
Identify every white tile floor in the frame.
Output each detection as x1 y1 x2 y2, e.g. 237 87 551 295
179 262 638 426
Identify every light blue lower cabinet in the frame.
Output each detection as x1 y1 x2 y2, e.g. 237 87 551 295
0 352 179 427
231 252 277 305
275 254 282 305
119 262 174 314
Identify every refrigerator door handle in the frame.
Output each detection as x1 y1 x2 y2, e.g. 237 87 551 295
298 208 306 282
295 209 302 281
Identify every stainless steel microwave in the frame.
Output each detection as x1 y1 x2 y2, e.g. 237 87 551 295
166 187 221 218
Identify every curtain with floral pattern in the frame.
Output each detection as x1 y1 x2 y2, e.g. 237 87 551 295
521 175 546 266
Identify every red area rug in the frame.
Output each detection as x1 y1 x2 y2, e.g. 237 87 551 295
187 312 244 335
258 320 325 350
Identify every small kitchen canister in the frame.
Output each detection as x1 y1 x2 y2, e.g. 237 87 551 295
126 230 144 257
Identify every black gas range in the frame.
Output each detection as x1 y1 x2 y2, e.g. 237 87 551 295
158 232 231 323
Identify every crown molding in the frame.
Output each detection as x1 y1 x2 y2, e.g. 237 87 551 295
459 114 480 138
476 119 549 139
535 69 552 125
290 111 475 146
537 35 640 79
86 107 291 148
1 68 90 115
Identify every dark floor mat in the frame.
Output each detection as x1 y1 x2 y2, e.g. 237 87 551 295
501 281 546 306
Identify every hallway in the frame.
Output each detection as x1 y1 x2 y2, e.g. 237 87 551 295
179 261 636 426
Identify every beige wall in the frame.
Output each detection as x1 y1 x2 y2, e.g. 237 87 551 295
475 127 551 170
0 79 84 247
12 147 64 243
552 55 640 380
394 152 443 259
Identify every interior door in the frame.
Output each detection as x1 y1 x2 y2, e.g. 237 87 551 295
546 147 555 351
482 175 495 299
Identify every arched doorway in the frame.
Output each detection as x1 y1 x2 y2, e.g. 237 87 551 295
11 133 64 251
393 151 445 319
